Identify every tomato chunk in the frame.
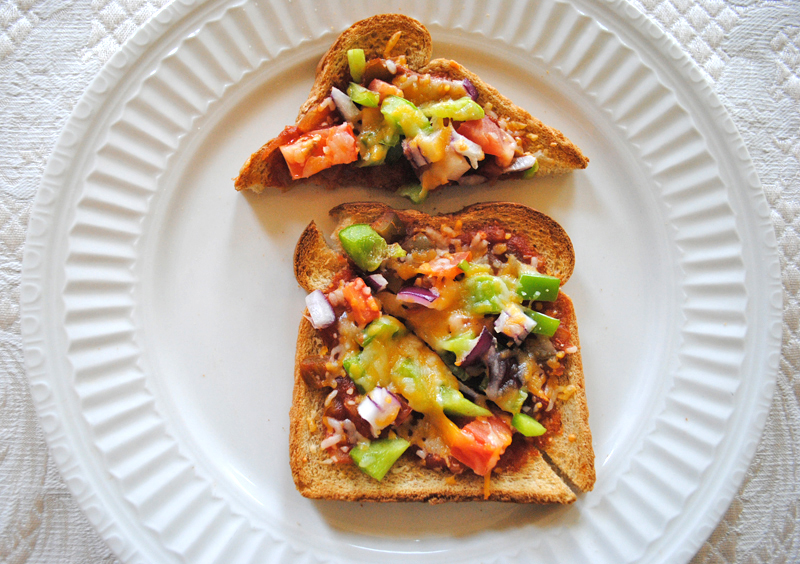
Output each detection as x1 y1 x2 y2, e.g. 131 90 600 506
449 414 513 476
456 117 517 168
279 123 358 179
341 277 381 326
368 79 404 102
418 251 471 279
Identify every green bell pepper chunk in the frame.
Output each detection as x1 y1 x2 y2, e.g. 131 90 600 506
358 123 402 167
343 340 389 394
517 271 560 302
494 388 528 414
347 82 379 108
440 332 475 359
342 351 365 385
511 412 547 437
420 96 485 121
339 224 406 272
523 159 539 178
362 315 406 346
464 273 510 315
350 438 410 480
525 310 561 337
347 49 366 83
397 183 428 204
381 96 430 138
439 386 492 417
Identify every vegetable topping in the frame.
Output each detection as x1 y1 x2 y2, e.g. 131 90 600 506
302 212 579 482
278 53 539 198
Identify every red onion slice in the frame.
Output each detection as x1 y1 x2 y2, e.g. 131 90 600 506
463 78 479 101
357 387 402 436
397 286 439 307
402 139 430 169
330 87 360 123
461 327 493 366
364 273 388 292
503 155 537 173
494 306 536 343
450 130 484 169
305 290 336 329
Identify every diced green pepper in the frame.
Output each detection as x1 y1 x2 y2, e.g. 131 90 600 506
420 96 485 121
357 118 401 167
396 183 428 204
525 309 561 337
344 339 388 393
517 271 560 302
511 412 547 437
342 351 365 381
458 260 471 273
494 388 528 414
381 96 430 138
440 332 475 359
350 437 410 480
387 242 406 259
464 273 510 315
523 159 539 178
392 357 439 413
338 224 389 272
439 385 492 417
347 82 379 108
347 49 366 83
362 315 405 346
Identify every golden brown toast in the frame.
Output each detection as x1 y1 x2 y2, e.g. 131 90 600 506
236 14 588 195
290 202 595 502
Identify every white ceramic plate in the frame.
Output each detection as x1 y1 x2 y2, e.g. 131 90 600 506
21 1 781 563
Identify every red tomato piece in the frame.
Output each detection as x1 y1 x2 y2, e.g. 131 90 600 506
279 123 358 179
456 117 517 168
449 414 513 476
341 277 381 327
418 251 471 279
368 79 404 102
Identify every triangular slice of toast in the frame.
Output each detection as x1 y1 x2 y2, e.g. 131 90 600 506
235 14 587 196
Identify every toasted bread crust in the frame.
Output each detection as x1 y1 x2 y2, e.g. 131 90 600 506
235 14 587 194
326 201 575 285
536 293 595 491
291 202 594 501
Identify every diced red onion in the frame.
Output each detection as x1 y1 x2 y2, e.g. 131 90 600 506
425 149 471 184
450 130 484 169
402 139 429 169
503 155 537 173
357 387 402 437
494 306 536 343
461 327 493 366
463 78 479 101
305 290 336 329
397 286 439 307
364 273 388 292
330 86 360 123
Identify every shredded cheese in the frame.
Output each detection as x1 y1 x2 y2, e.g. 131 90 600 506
384 31 403 57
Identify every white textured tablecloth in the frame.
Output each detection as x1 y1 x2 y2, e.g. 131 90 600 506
1 1 798 562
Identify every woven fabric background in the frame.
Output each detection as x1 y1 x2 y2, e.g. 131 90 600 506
0 0 797 562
